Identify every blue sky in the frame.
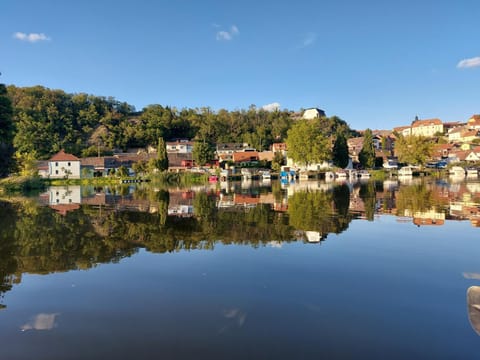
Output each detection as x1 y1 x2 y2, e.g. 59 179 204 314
1 0 479 130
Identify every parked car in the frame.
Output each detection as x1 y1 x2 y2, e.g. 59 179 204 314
436 161 448 169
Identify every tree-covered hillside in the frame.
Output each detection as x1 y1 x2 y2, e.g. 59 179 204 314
1 84 355 175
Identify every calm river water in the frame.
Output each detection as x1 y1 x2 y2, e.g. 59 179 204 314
1 177 480 359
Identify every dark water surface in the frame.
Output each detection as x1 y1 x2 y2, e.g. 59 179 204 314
1 178 480 359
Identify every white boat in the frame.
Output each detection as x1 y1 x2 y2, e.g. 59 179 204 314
358 170 370 179
325 171 335 181
241 168 253 179
449 166 465 177
260 170 271 180
466 168 478 177
299 171 309 180
335 170 348 180
398 166 413 176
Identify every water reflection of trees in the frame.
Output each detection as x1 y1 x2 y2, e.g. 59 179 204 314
395 182 447 216
8 178 473 305
0 202 18 308
288 184 354 240
0 184 359 304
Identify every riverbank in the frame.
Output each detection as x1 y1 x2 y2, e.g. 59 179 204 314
0 172 210 194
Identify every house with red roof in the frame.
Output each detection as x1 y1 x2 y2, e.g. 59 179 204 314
47 150 81 179
467 115 480 130
411 118 444 137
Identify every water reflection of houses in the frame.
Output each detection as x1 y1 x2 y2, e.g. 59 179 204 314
217 192 278 210
39 179 480 227
435 181 480 227
404 208 446 226
81 190 160 213
39 186 81 215
168 190 194 217
42 186 161 214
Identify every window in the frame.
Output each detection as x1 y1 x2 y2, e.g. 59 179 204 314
55 170 59 175
68 162 71 166
55 162 58 166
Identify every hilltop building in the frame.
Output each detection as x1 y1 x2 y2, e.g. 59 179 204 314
302 108 326 120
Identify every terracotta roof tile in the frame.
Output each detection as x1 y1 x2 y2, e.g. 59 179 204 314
411 118 442 127
49 150 80 162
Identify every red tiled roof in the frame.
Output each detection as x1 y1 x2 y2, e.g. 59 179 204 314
451 150 469 161
434 144 454 150
50 203 81 216
393 126 410 132
468 115 480 126
36 160 48 170
232 151 259 162
461 130 478 138
50 150 80 162
412 118 442 127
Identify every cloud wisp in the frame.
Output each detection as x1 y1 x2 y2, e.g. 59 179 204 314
300 32 317 48
13 32 51 43
216 25 239 41
457 56 480 69
262 102 281 112
20 313 60 331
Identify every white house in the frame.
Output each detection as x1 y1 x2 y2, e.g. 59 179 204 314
467 115 480 130
47 150 81 179
411 118 444 137
302 108 325 120
448 127 465 142
48 185 81 205
166 140 193 153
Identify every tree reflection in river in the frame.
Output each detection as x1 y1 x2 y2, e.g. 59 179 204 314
1 178 480 306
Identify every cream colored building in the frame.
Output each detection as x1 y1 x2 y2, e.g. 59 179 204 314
302 108 325 120
47 150 81 179
411 118 444 137
447 127 465 142
467 115 480 130
48 185 81 205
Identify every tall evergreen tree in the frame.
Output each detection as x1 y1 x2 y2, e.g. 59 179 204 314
0 83 14 177
359 129 376 169
156 137 169 171
332 133 349 168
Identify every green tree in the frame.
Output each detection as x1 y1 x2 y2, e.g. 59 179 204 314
193 141 214 166
394 135 434 166
15 151 39 177
156 137 169 172
117 165 129 178
132 160 147 176
286 119 331 167
0 84 14 177
332 132 349 168
359 182 376 221
359 129 376 169
288 189 352 238
271 152 285 172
